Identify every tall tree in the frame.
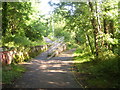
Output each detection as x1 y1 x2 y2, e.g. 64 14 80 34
2 2 8 37
88 1 99 57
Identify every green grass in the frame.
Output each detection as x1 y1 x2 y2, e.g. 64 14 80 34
66 42 79 50
31 40 47 46
2 64 26 84
73 47 120 88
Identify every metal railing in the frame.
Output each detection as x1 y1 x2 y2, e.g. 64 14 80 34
47 37 64 54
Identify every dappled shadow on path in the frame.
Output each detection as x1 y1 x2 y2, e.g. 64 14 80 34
13 49 80 88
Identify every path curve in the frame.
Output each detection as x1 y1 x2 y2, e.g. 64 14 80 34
13 48 81 88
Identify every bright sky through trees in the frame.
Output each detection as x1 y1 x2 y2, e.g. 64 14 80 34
39 0 52 15
39 0 60 15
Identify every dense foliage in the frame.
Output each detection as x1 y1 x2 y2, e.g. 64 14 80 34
2 2 48 64
49 0 119 88
2 2 47 48
1 1 120 88
2 2 49 85
49 0 119 56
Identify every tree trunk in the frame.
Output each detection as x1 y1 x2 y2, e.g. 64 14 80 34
2 2 8 50
103 8 109 49
103 18 109 34
2 2 8 37
88 1 99 57
109 20 115 52
86 34 94 54
109 20 114 38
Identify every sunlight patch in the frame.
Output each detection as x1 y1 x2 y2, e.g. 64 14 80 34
42 70 67 72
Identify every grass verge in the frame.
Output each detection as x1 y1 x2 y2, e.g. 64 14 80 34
2 64 26 85
73 47 119 88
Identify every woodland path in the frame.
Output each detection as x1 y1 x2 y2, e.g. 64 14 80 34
13 38 81 88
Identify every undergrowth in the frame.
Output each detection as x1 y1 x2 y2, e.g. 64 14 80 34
2 64 26 84
74 46 120 88
66 41 79 50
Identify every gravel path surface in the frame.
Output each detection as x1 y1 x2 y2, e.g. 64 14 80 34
13 48 81 88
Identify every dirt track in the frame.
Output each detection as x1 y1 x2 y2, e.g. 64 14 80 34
13 48 81 88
